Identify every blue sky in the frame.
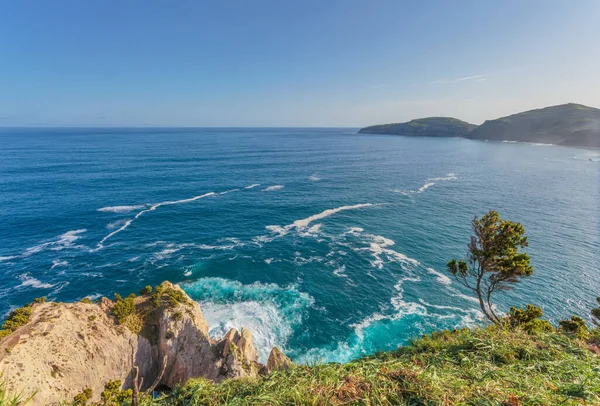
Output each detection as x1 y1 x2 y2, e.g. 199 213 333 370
1 0 599 126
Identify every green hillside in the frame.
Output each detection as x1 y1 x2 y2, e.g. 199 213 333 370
359 117 477 137
467 103 600 147
144 325 600 406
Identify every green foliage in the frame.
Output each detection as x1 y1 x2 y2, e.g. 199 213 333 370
139 285 153 296
100 380 132 405
1 305 33 335
446 210 532 324
172 311 183 321
505 304 554 334
150 283 190 309
141 326 600 406
165 329 175 339
33 296 46 304
111 296 136 324
559 316 589 339
80 298 92 304
73 387 92 405
88 315 97 322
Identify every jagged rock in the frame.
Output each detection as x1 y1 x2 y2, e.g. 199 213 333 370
0 282 267 405
238 328 258 363
266 347 292 373
217 327 260 378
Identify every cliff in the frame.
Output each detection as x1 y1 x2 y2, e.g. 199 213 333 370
358 117 477 137
0 282 289 405
466 103 600 148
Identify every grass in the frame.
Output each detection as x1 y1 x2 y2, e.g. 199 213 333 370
139 325 600 406
0 374 35 406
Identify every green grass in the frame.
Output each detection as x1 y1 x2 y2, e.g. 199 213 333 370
141 326 600 406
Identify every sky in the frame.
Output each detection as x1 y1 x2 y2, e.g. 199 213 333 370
0 0 599 127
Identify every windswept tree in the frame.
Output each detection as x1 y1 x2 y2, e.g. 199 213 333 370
447 210 533 324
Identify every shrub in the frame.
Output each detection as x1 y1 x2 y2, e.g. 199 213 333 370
73 387 92 405
33 296 46 304
112 296 136 325
559 315 589 339
88 315 97 322
101 380 132 403
80 297 92 304
139 285 153 296
151 283 190 309
166 329 175 339
2 305 33 332
505 304 554 334
113 293 123 302
172 311 183 321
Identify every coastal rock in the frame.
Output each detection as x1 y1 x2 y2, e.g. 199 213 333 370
266 347 292 373
0 301 155 406
217 327 260 378
0 282 266 405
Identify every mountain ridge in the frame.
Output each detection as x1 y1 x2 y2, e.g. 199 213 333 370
359 103 600 148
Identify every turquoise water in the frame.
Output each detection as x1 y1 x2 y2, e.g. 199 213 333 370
0 128 599 363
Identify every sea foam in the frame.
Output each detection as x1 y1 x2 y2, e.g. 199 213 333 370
97 205 146 213
183 277 314 363
263 185 284 192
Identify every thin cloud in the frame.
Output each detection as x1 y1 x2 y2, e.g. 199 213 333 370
430 74 487 84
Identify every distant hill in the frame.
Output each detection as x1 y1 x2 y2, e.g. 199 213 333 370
466 103 600 148
358 117 477 138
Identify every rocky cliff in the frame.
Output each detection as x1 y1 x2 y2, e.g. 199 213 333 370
0 282 289 405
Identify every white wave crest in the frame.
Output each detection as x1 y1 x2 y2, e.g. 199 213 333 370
98 205 146 213
95 192 215 249
0 256 17 262
18 274 55 289
427 267 452 286
264 204 375 240
391 173 457 195
24 229 87 256
263 185 285 192
308 174 321 181
354 233 419 270
50 260 69 270
244 184 261 189
220 188 240 195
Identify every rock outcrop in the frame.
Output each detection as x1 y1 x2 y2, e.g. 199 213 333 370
0 282 281 405
265 347 292 373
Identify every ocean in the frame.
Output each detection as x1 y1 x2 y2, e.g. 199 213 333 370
0 127 598 363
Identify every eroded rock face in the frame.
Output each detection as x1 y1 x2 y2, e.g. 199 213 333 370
0 282 286 405
0 301 156 405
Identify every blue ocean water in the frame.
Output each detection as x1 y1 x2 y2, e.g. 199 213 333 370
0 128 599 363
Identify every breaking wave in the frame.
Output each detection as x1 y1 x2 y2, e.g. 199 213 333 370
263 185 285 192
391 173 457 195
183 277 314 363
266 204 375 237
98 205 146 213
